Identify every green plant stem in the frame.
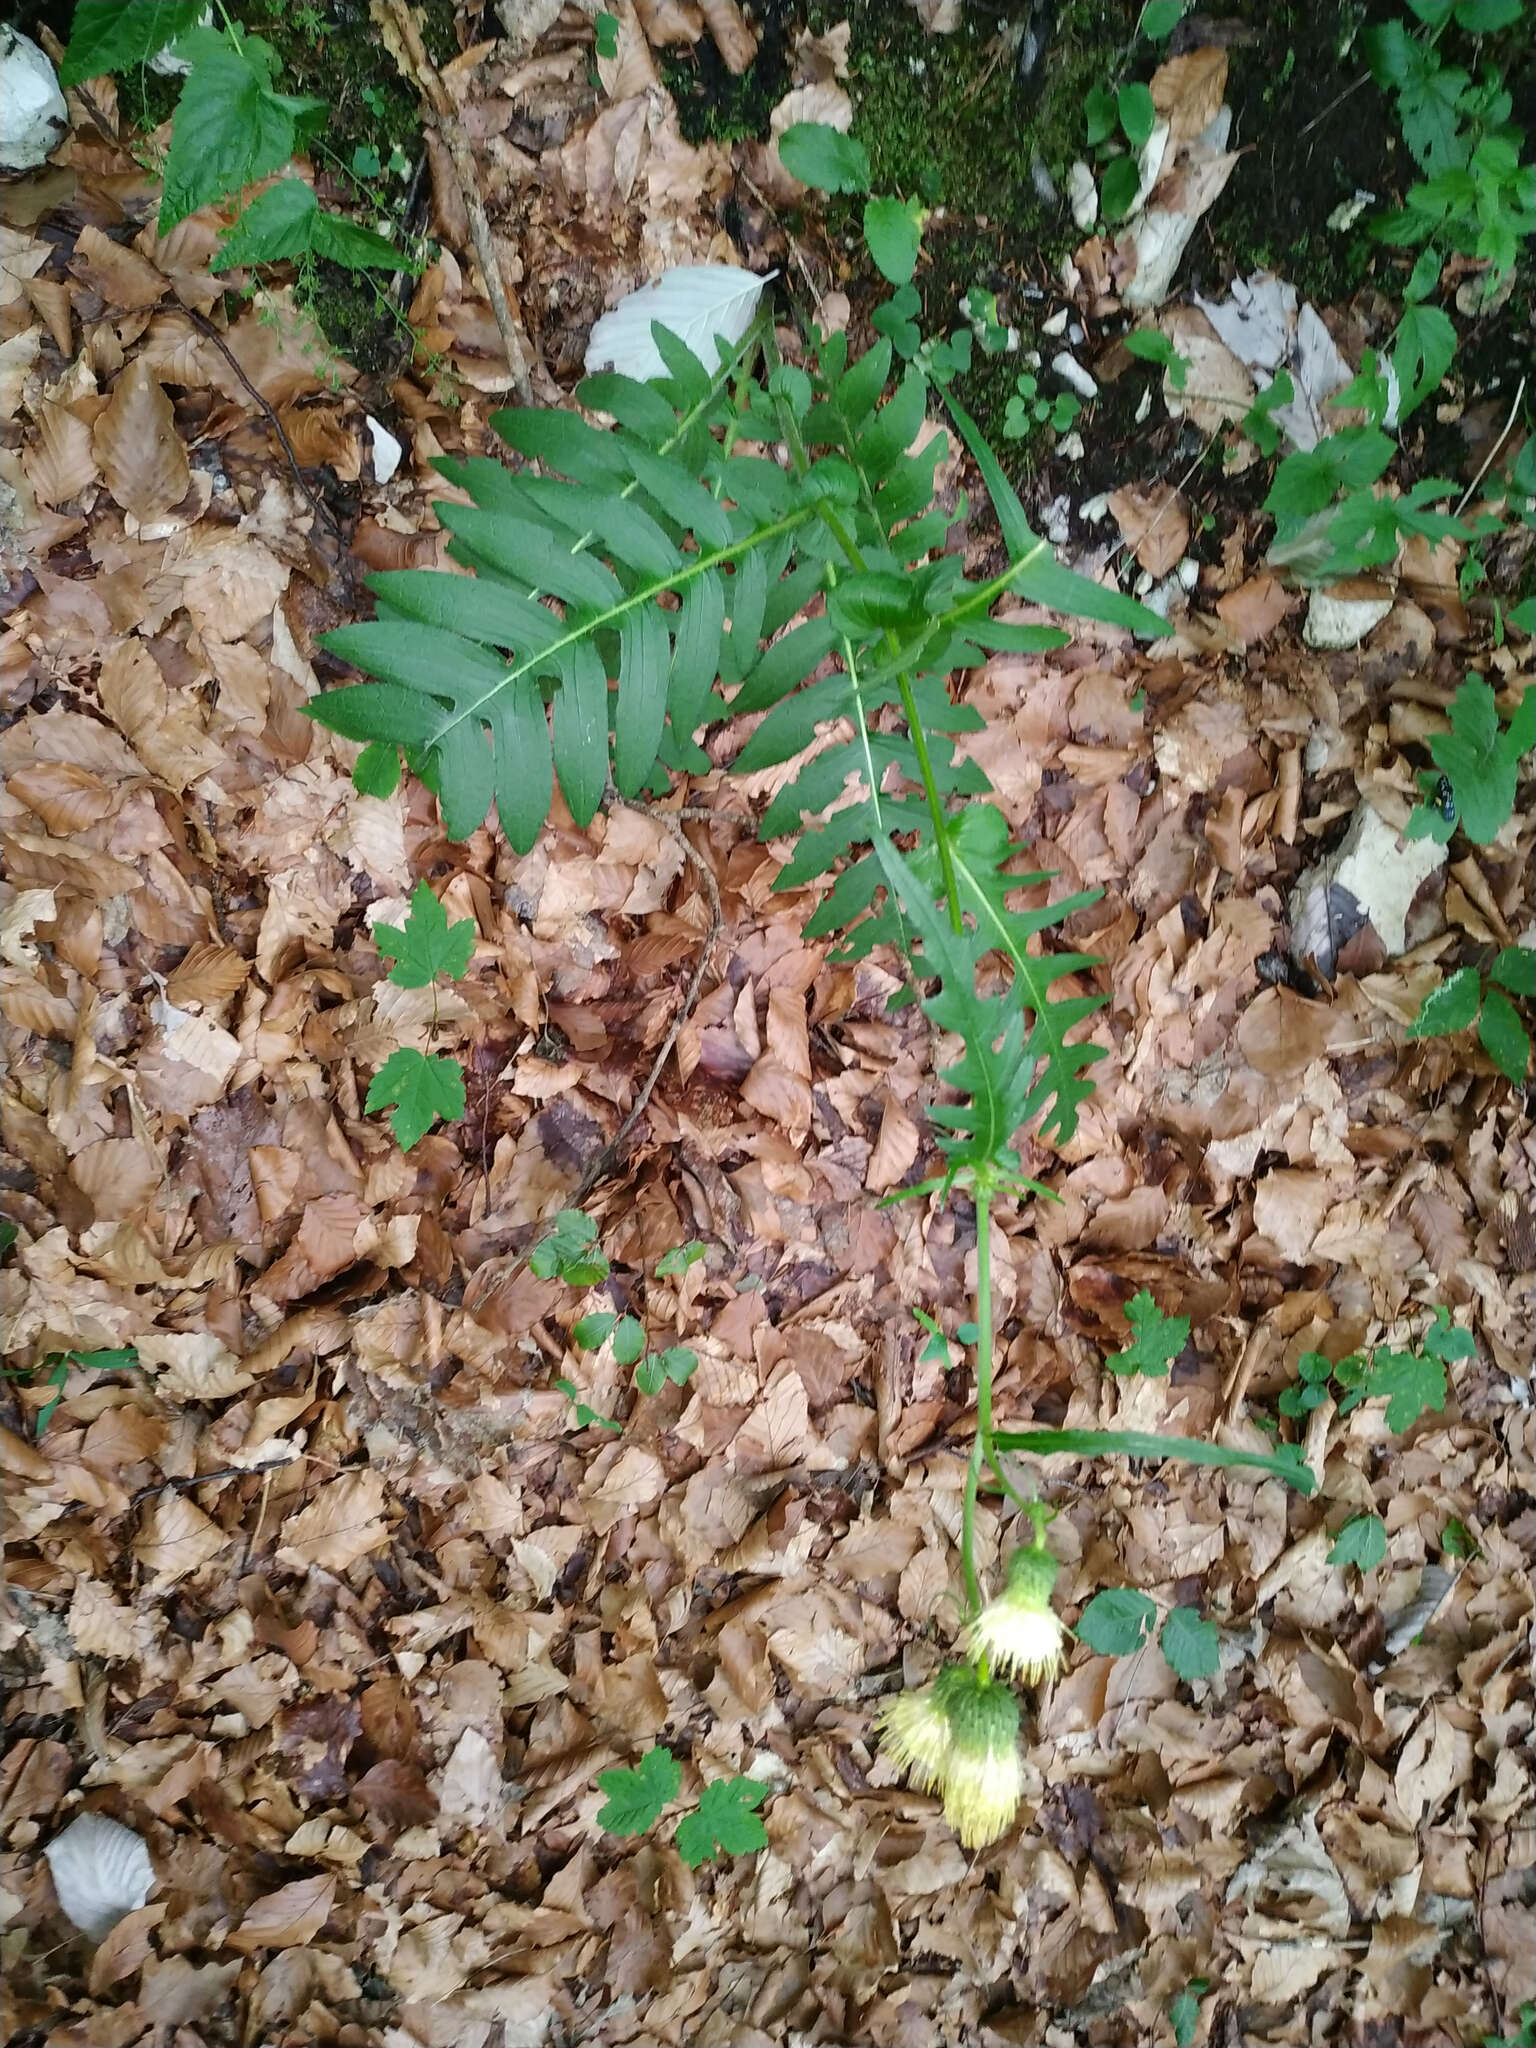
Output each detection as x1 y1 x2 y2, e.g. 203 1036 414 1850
959 1181 996 1620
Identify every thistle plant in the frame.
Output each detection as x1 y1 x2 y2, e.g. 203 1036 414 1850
305 126 1321 1856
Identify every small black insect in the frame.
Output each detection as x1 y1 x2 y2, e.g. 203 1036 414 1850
1433 773 1457 824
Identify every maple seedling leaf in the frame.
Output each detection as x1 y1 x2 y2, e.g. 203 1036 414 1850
365 1047 465 1152
674 1776 769 1867
1106 1290 1190 1378
596 1746 682 1837
1342 1344 1446 1434
375 880 476 987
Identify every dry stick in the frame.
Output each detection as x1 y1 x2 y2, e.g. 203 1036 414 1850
1454 372 1527 520
381 0 534 407
565 794 725 1212
175 306 344 550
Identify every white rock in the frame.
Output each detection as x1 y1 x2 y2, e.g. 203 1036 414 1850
1303 585 1394 649
43 1814 155 1941
0 28 68 173
1067 159 1098 231
1041 306 1069 337
1080 492 1112 524
1051 351 1098 400
1290 802 1445 973
366 415 403 484
1177 556 1200 590
1326 189 1374 232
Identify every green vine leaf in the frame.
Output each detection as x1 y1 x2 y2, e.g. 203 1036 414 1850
1106 1290 1190 1378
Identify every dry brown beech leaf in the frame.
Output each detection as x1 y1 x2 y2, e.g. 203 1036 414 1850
92 359 190 523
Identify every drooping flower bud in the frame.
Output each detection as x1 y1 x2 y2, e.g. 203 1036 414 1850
962 1541 1065 1685
876 1677 954 1793
933 1662 1023 1849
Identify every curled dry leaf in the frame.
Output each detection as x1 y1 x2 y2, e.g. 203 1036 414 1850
92 360 189 525
698 0 757 73
1108 481 1190 578
635 0 704 47
1150 46 1229 145
596 0 661 99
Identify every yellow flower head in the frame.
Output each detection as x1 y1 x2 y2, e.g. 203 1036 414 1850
962 1542 1065 1686
877 1679 954 1793
934 1664 1024 1849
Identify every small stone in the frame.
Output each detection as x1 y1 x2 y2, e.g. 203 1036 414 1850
1068 160 1098 231
1303 583 1394 650
1041 306 1069 337
1051 352 1098 400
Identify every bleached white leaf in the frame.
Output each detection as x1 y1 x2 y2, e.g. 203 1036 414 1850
585 264 775 384
366 414 403 484
44 1812 155 1940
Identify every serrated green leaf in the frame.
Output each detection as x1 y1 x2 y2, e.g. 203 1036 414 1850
1159 1606 1219 1681
1168 1982 1207 2048
374 880 475 988
634 1354 666 1395
1076 1587 1157 1655
213 176 409 273
596 1745 682 1836
778 122 871 195
674 1776 769 1866
1328 1513 1388 1570
530 1209 606 1283
1490 946 1536 996
1391 302 1456 420
160 34 325 233
365 1046 465 1152
61 0 206 85
1479 986 1531 1082
572 1312 617 1350
656 1346 698 1386
1353 1345 1447 1433
1409 965 1482 1037
1106 1289 1190 1378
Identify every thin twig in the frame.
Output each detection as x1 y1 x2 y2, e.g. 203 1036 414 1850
1455 373 1526 519
1296 72 1371 141
565 794 724 1210
175 306 344 550
381 0 534 406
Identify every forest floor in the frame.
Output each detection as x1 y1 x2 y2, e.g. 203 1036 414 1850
2 4 1534 2048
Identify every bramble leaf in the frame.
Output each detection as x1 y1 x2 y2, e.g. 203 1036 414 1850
60 0 205 84
160 32 326 233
